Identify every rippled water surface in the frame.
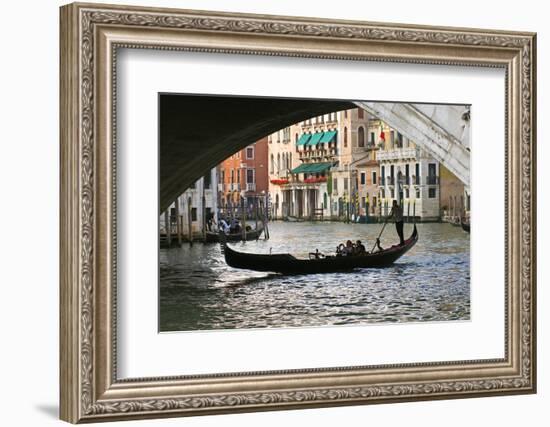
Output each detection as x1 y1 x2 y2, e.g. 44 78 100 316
160 222 470 331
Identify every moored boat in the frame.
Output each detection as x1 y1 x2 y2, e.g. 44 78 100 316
205 225 264 243
221 225 418 274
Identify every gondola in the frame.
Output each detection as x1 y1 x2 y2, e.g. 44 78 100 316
461 218 470 233
205 225 264 243
221 225 418 274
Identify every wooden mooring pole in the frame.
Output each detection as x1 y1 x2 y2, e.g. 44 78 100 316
164 209 171 247
188 196 193 246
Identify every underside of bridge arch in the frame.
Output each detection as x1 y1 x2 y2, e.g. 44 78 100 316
159 95 471 213
159 94 353 212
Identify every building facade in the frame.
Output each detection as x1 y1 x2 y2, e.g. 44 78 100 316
218 137 269 215
374 118 442 221
160 167 218 241
268 108 380 220
266 107 466 223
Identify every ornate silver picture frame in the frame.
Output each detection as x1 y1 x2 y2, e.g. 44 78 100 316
60 2 536 423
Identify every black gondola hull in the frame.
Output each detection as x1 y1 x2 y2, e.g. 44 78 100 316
222 225 418 274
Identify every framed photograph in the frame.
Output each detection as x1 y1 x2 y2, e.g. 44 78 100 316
60 2 537 423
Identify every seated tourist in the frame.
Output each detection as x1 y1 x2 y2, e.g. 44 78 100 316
355 240 366 254
343 240 354 256
219 218 230 234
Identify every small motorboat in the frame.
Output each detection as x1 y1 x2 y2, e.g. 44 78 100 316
221 225 418 274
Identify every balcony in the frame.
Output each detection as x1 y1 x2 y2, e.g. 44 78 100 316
230 183 241 191
386 176 395 186
377 147 419 162
246 183 256 192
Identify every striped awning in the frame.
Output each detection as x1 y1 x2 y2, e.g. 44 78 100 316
306 132 324 146
296 134 311 146
320 130 337 143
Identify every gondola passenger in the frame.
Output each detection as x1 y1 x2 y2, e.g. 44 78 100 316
343 240 354 256
355 240 366 255
219 218 230 234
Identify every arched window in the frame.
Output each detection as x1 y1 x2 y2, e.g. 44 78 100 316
344 127 348 147
358 126 365 147
270 154 274 174
277 153 281 174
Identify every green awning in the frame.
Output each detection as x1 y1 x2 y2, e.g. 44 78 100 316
320 130 337 143
296 134 311 146
306 132 324 146
291 162 333 174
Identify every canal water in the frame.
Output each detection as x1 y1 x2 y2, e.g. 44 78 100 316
159 222 470 332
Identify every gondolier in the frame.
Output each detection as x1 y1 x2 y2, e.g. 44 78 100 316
388 200 405 245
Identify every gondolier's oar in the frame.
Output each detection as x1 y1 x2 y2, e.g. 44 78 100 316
370 216 389 253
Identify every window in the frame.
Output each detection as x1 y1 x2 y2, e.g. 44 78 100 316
428 163 437 184
344 178 349 190
191 207 197 221
344 110 348 118
370 132 375 145
372 171 377 184
203 172 211 189
416 189 421 199
283 127 290 142
405 188 409 198
246 147 254 159
358 108 364 119
358 126 365 147
247 169 254 183
429 188 436 198
236 170 240 183
270 154 274 174
323 192 328 209
333 178 338 191
390 188 395 198
344 127 348 147
360 172 366 185
277 153 281 173
381 188 385 198
390 130 395 148
230 169 234 183
396 132 403 148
